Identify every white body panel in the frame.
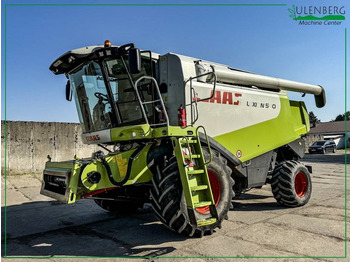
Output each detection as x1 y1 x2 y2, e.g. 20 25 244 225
189 82 281 137
159 54 284 136
81 129 111 144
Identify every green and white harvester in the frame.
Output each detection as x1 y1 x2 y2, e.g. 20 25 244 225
41 41 326 237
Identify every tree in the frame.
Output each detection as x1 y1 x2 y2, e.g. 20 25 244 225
333 111 350 121
309 111 320 127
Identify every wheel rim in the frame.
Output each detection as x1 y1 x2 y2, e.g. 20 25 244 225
196 170 221 214
295 172 308 197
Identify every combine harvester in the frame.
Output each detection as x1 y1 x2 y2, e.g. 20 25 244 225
41 41 325 237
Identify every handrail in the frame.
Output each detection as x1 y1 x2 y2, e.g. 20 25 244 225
191 87 199 125
134 76 170 127
196 126 212 165
184 70 217 126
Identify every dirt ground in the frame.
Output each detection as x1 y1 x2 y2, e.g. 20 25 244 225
1 151 349 261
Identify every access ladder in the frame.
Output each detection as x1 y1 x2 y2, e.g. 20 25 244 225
171 128 218 227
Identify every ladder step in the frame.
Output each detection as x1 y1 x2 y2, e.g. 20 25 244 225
193 201 212 208
184 154 200 159
142 99 161 105
191 185 208 191
187 169 204 175
179 139 197 144
150 123 167 127
197 218 217 227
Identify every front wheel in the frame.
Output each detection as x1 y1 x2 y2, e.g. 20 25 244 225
271 160 312 207
149 148 233 237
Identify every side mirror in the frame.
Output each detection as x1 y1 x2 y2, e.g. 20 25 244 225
128 48 141 74
66 80 72 101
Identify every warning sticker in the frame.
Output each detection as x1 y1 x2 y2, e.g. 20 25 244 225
113 154 128 178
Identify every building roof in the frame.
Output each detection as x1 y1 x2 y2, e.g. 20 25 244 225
309 121 350 135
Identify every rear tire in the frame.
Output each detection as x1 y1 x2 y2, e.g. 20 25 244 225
150 148 233 237
271 160 312 207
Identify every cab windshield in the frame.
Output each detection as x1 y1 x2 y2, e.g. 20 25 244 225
69 53 154 133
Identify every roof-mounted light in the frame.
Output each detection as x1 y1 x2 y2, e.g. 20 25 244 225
104 40 112 47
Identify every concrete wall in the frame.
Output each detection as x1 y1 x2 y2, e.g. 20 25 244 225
1 121 102 175
1 121 335 174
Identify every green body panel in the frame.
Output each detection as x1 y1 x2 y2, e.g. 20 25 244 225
109 124 198 142
153 126 198 138
214 97 310 162
110 124 153 141
80 143 153 191
41 126 202 204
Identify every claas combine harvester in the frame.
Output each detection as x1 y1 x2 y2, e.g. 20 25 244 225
41 40 326 237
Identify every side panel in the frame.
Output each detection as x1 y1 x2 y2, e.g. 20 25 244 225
213 97 309 162
245 151 274 187
80 144 154 191
192 82 281 136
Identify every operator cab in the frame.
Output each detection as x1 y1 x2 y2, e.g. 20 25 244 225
50 41 159 135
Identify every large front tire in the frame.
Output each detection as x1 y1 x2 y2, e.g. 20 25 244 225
150 149 233 237
271 160 312 207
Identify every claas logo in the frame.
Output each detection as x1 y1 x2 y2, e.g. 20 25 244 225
194 90 242 105
86 135 100 141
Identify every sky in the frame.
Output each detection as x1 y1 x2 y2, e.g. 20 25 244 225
1 0 349 123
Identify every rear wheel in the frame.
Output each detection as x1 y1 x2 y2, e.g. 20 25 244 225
271 160 312 207
150 148 233 237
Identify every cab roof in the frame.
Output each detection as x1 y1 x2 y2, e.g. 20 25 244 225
49 44 160 75
49 45 104 75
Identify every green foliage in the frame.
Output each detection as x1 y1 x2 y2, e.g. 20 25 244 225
309 111 320 126
333 111 350 121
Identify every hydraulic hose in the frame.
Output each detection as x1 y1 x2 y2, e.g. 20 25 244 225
95 144 146 186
